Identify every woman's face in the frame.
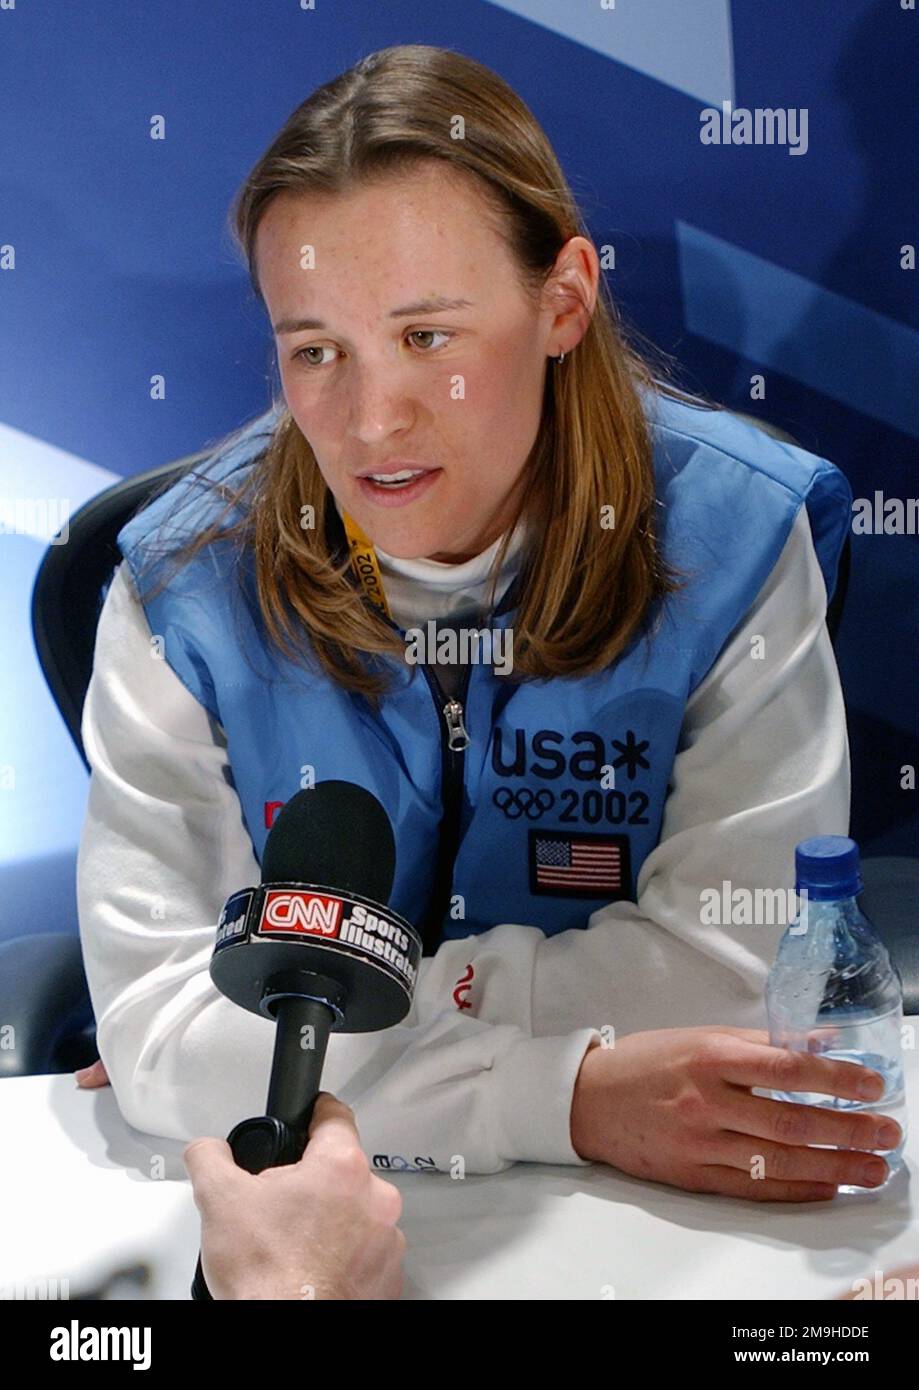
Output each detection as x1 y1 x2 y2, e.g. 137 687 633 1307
255 163 596 561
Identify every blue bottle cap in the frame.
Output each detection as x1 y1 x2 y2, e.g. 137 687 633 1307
794 835 863 900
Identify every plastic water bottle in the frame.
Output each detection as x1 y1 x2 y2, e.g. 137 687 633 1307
765 836 908 1192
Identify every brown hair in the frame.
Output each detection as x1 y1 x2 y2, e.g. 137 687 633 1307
132 43 719 705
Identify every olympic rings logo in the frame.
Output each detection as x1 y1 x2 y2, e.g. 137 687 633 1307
492 786 555 820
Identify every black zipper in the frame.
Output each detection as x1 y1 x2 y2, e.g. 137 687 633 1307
418 661 472 955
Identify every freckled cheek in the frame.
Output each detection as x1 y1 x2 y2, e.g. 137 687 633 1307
443 368 510 434
476 390 535 453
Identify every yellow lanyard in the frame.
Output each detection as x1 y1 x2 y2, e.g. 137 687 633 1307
342 511 393 620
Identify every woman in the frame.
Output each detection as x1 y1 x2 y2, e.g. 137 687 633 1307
77 44 896 1205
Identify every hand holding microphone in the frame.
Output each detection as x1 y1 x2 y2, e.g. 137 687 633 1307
190 779 422 1300
185 1091 405 1300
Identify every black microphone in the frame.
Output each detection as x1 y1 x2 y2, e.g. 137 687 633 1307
191 780 421 1300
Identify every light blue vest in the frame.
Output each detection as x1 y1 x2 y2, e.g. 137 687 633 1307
117 393 851 953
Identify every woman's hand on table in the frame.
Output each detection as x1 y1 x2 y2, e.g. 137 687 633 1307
570 1025 901 1201
74 1059 110 1088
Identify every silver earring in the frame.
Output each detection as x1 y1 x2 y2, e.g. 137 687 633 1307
554 351 566 364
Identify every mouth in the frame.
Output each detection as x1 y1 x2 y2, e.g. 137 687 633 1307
356 467 442 508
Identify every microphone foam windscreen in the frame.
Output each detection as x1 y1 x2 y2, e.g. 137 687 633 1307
261 781 396 905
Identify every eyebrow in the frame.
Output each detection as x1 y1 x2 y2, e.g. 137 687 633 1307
273 296 475 334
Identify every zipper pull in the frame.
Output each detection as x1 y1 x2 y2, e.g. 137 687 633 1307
443 698 471 751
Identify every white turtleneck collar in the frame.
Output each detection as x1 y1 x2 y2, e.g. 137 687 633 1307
333 496 527 627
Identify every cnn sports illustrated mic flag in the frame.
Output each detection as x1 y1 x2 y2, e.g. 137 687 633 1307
191 780 421 1300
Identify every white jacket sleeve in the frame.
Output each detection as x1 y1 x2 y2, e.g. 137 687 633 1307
76 562 597 1174
451 503 850 1047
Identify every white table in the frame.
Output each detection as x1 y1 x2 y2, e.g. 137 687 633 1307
3 1042 918 1301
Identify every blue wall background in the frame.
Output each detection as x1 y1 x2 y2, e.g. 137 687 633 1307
1 0 916 943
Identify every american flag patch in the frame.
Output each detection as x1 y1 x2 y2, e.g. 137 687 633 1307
528 830 630 899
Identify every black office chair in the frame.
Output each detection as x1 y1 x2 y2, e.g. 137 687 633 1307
0 448 209 1077
32 450 212 773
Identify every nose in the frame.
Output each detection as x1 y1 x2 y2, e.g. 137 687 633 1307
346 358 415 444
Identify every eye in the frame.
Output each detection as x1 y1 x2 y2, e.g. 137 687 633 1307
407 329 451 351
293 344 336 368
